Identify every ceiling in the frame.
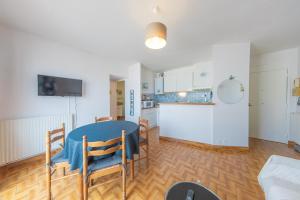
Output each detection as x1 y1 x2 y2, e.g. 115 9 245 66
0 0 300 71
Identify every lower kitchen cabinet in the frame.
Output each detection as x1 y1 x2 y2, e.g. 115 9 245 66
141 108 158 128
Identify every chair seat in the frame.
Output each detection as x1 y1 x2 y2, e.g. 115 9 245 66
139 136 147 144
51 151 68 165
88 154 122 174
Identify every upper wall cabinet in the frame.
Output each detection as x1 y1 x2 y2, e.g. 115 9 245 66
193 62 213 89
141 67 155 94
164 67 194 92
154 77 164 94
163 62 213 92
164 70 177 92
176 67 194 91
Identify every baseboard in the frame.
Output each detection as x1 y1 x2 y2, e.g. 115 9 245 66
159 136 249 152
0 152 45 168
0 148 61 168
288 140 298 148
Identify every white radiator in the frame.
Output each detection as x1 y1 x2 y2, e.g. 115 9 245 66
0 114 73 166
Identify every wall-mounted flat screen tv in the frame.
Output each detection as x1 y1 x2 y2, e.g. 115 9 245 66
38 75 82 97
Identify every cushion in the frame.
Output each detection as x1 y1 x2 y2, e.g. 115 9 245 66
51 151 68 165
92 142 121 161
258 155 300 187
258 155 300 200
88 154 122 174
263 177 300 200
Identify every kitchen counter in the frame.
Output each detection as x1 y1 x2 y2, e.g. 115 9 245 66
159 103 213 144
158 102 215 106
141 106 159 110
141 107 158 128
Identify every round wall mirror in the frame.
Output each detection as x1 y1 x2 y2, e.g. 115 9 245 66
217 77 245 104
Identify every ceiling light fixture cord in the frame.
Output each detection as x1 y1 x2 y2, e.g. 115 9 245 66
152 5 159 14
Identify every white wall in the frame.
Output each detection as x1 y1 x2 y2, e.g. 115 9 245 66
125 63 141 123
0 27 13 118
252 48 300 142
0 27 130 127
298 48 300 75
212 43 251 147
298 49 300 112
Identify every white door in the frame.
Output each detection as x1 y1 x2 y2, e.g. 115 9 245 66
249 69 288 143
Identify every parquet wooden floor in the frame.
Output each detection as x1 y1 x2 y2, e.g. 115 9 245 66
1 127 300 200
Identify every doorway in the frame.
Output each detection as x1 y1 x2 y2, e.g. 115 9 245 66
249 69 288 143
110 75 125 120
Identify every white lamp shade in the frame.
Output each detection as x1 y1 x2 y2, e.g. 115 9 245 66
145 22 167 49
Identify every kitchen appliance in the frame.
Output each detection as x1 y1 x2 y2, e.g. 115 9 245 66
142 100 154 109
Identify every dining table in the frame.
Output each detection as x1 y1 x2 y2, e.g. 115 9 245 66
62 120 139 192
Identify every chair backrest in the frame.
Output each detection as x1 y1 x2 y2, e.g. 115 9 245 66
82 130 126 174
139 118 149 133
46 123 65 164
95 116 113 123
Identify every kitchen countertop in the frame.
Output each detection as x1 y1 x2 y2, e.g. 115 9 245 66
158 102 215 106
141 107 159 110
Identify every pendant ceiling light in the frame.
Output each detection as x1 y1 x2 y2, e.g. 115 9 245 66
145 5 167 50
145 22 167 49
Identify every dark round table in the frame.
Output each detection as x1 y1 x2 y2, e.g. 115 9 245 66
165 182 220 200
63 120 139 171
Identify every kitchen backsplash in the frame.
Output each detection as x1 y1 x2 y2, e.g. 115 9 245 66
143 89 213 103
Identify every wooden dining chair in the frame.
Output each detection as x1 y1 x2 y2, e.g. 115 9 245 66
46 123 82 200
95 116 114 123
138 118 149 164
82 130 127 200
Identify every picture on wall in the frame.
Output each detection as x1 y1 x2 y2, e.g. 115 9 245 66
130 89 134 116
142 82 149 90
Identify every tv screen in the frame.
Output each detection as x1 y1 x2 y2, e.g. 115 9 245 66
38 75 82 97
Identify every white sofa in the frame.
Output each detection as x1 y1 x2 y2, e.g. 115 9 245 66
258 155 300 200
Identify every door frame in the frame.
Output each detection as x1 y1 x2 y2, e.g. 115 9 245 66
109 75 126 120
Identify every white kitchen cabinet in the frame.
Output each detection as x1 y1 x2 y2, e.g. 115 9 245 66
163 63 213 92
141 67 155 94
141 108 158 128
176 67 193 91
164 70 177 92
154 77 164 94
193 62 213 89
159 104 213 144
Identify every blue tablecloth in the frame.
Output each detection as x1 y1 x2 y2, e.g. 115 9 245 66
63 120 139 171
